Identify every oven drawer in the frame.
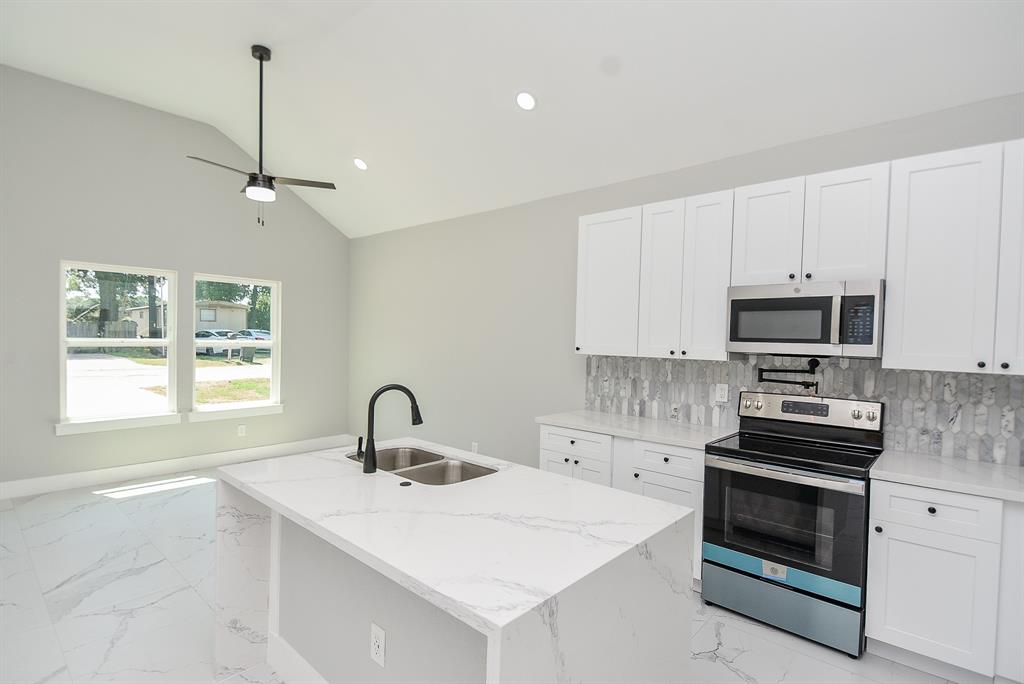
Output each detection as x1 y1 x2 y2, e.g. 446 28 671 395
630 441 703 480
870 480 1003 543
538 424 612 461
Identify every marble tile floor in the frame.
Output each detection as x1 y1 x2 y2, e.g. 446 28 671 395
2 469 956 684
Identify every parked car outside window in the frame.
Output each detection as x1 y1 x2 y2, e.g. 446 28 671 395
195 329 236 355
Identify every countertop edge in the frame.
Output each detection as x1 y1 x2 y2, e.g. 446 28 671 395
871 450 1024 504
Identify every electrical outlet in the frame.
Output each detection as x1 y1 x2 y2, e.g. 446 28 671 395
237 424 247 437
471 441 479 453
370 622 386 668
715 384 729 403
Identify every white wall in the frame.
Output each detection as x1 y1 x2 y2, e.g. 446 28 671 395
0 67 351 482
348 92 1024 467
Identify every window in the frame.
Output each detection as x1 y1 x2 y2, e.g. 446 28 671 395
192 275 280 415
59 262 178 431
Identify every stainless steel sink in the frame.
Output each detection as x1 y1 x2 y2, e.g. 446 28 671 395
396 459 497 485
347 447 444 472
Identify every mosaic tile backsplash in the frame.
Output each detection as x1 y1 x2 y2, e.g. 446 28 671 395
585 355 1024 466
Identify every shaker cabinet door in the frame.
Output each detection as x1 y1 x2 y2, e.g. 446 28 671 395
731 177 805 286
680 190 733 360
882 144 1003 373
995 139 1024 376
637 199 685 358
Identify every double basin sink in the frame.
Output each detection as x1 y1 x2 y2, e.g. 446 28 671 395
347 447 496 485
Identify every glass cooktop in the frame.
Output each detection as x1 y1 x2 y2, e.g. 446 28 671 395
705 431 882 478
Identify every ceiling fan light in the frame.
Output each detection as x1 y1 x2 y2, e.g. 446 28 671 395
244 182 276 202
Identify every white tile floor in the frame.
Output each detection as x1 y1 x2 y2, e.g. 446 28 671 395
1 470 953 684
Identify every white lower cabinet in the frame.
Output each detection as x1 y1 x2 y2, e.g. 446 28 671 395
866 481 1003 677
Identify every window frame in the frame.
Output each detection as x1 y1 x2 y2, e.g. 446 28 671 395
199 307 217 322
57 260 179 434
190 273 282 419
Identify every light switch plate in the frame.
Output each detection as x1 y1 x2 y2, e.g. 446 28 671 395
715 384 729 403
370 622 386 668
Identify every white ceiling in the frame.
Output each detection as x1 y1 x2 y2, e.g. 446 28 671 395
2 1 1023 238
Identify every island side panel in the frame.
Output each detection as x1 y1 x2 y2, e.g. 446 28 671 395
215 481 272 679
274 517 488 683
495 515 694 684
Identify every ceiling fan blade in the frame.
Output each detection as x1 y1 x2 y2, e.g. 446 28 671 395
186 156 251 176
273 176 336 190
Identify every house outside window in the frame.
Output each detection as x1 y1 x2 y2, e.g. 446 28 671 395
59 261 178 432
192 274 281 415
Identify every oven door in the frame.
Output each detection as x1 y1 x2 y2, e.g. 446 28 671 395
726 282 843 356
703 454 867 607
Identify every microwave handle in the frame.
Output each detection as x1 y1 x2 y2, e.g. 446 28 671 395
705 454 865 495
831 295 842 344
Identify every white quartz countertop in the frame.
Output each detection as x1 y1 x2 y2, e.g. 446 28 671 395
872 449 1024 503
535 410 731 449
217 438 693 635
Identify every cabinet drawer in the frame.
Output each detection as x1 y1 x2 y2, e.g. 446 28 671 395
870 480 1003 543
539 425 612 462
630 440 703 480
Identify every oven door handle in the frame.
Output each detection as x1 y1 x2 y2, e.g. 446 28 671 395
705 454 865 495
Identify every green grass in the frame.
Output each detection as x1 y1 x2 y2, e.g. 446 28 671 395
144 378 270 403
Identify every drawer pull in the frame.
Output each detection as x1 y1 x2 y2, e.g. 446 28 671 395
573 459 580 465
874 525 883 533
927 506 937 515
563 457 569 463
569 439 575 445
634 473 640 479
663 456 670 463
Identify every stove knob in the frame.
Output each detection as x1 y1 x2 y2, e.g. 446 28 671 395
754 400 763 410
743 399 752 409
851 409 863 420
866 410 878 422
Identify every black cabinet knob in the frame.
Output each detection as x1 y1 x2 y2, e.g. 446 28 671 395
663 457 670 463
805 273 812 279
575 346 581 351
633 472 640 479
978 361 987 369
563 457 569 463
569 439 575 445
1002 362 1010 370
573 459 579 465
681 350 687 356
669 350 675 355
788 273 796 280
874 525 883 533
927 506 937 514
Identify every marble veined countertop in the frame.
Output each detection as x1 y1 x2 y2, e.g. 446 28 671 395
217 437 693 635
536 409 731 449
872 449 1024 503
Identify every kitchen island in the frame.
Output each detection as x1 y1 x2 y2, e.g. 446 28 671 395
215 438 694 683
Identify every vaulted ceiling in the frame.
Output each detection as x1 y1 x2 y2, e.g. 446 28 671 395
2 1 1023 237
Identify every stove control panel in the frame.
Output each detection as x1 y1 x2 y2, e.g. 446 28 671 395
738 391 883 431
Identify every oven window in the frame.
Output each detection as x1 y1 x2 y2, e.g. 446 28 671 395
736 309 823 340
724 486 835 571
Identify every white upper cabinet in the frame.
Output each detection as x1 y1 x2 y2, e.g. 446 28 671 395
995 139 1024 376
575 207 642 356
883 144 1004 373
680 190 733 360
731 177 805 285
802 162 890 282
637 199 685 358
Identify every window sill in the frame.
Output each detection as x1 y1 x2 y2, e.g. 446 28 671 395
55 413 182 436
188 403 284 422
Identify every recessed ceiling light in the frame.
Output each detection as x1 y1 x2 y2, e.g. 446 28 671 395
515 92 536 111
353 158 368 171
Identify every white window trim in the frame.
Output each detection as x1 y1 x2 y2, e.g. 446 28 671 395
191 273 282 417
58 260 178 433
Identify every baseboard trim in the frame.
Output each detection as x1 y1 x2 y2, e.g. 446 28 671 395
866 638 994 683
0 434 357 500
268 632 328 684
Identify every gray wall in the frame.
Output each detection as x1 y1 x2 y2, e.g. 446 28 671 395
0 67 350 482
348 93 1024 467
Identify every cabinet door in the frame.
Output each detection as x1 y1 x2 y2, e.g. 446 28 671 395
866 520 1000 675
539 449 573 477
882 144 1003 373
995 139 1024 376
802 162 890 282
623 469 703 580
573 455 611 486
731 177 805 286
637 199 685 358
575 207 642 356
680 190 733 361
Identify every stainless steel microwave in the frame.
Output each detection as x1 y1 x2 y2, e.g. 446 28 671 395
726 280 884 358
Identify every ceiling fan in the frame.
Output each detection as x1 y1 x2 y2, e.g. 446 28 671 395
187 45 336 206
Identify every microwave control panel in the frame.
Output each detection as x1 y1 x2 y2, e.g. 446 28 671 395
842 295 876 345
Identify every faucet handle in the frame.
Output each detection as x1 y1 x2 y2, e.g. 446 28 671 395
357 436 364 457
